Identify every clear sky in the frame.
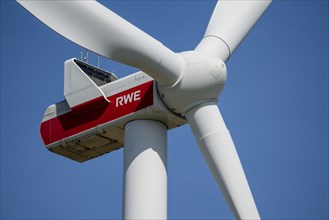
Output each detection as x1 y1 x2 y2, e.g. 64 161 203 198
1 1 328 219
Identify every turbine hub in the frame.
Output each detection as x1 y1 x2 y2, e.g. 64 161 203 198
157 51 227 116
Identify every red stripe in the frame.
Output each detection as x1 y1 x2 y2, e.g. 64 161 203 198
40 81 154 145
71 96 109 114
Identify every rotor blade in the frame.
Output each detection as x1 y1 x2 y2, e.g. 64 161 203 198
195 0 272 61
17 0 183 86
186 102 260 219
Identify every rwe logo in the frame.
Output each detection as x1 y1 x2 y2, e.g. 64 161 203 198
116 90 141 107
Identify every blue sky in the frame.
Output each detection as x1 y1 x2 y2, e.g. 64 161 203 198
1 1 328 219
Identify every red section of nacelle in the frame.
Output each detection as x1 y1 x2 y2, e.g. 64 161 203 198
40 81 154 146
70 96 109 114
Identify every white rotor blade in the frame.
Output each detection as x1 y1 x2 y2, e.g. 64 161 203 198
17 0 183 86
186 102 260 219
195 0 272 61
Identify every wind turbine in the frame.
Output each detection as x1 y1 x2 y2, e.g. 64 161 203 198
17 0 272 219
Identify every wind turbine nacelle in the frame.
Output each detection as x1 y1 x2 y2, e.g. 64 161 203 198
40 59 186 162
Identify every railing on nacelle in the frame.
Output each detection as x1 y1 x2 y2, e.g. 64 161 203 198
73 59 117 87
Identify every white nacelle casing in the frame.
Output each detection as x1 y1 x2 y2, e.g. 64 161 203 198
40 59 186 162
64 59 113 113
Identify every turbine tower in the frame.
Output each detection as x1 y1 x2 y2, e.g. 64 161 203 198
17 1 272 219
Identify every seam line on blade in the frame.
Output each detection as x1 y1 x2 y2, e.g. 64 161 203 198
198 128 228 141
156 54 185 89
203 35 231 60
